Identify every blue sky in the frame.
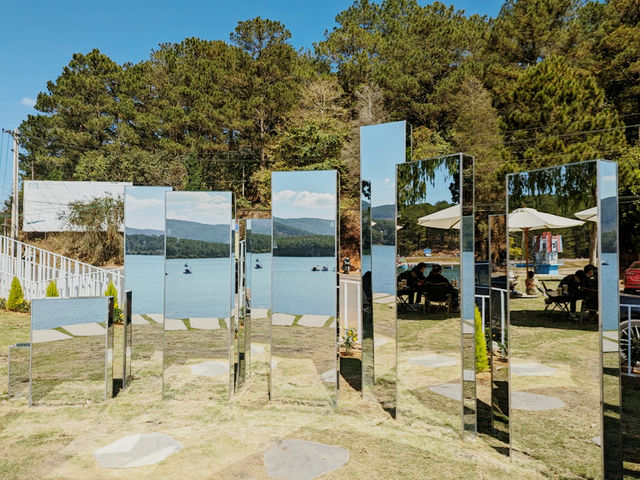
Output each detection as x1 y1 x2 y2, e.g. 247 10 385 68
166 191 232 225
125 186 172 231
0 0 504 202
272 170 337 219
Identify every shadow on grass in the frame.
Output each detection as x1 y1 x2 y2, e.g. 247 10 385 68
510 309 598 332
339 356 361 392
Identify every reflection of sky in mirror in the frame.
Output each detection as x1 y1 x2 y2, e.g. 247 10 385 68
361 121 406 207
166 191 232 225
423 162 456 206
125 186 171 231
32 297 109 330
272 171 336 220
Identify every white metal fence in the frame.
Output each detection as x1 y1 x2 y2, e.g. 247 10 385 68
0 235 123 301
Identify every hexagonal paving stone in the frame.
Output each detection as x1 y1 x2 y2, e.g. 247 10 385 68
429 382 462 401
511 363 557 376
409 354 457 368
264 439 349 480
61 323 106 336
297 315 330 327
190 360 229 377
94 433 181 468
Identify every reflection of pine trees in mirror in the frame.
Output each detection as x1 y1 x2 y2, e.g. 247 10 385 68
397 154 460 210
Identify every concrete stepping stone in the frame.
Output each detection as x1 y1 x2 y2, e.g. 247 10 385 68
251 308 268 319
264 439 349 480
298 315 330 327
511 391 565 411
429 382 462 401
373 293 390 299
32 329 73 343
146 314 163 324
251 344 266 355
374 337 389 347
164 319 187 331
373 295 396 304
271 359 278 369
328 320 336 329
512 363 557 377
189 318 220 330
463 369 475 381
94 432 181 468
272 313 295 326
132 314 148 325
592 436 601 446
221 318 231 328
409 354 457 368
190 360 229 377
61 323 106 337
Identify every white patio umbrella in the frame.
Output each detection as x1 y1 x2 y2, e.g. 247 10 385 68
508 207 585 274
575 206 597 222
417 205 461 230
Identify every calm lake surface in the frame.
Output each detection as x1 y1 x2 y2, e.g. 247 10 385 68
32 297 109 330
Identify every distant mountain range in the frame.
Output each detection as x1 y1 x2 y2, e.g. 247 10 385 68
273 217 335 237
166 219 230 244
372 204 395 220
126 227 164 237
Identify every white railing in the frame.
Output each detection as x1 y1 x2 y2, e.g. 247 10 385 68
0 235 123 301
621 303 640 377
339 274 362 339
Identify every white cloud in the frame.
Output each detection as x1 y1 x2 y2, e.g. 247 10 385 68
125 197 164 211
384 178 390 183
273 189 297 202
291 191 335 209
20 97 36 107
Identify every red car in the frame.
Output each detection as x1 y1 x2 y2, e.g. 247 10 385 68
624 261 640 293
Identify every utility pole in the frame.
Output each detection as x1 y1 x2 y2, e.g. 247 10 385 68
10 130 19 241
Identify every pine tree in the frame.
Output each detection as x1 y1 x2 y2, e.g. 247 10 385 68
475 306 489 373
45 281 59 297
7 277 24 311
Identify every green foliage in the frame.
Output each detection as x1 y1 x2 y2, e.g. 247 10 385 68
125 234 164 255
475 306 489 373
7 277 24 311
273 235 335 257
165 237 229 259
45 281 59 297
341 328 358 354
104 281 123 325
59 195 124 265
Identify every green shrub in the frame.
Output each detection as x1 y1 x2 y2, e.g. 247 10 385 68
7 277 24 311
45 280 59 297
104 281 123 324
0 298 7 310
475 306 489 373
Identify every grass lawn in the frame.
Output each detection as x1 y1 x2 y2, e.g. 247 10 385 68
0 308 637 479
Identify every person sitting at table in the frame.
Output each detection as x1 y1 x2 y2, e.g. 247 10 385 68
425 264 460 311
582 265 598 310
525 271 543 296
559 270 584 313
398 262 427 303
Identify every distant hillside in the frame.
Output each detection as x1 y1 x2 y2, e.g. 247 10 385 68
273 217 335 237
166 219 230 243
372 204 395 220
248 219 272 235
126 227 164 237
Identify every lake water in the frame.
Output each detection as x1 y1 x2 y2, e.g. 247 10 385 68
272 255 337 316
125 255 166 315
32 297 109 330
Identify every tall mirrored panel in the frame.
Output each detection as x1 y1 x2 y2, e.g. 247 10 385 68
360 121 409 416
234 220 248 390
8 343 30 399
30 296 113 406
123 290 132 389
618 167 640 475
507 160 621 479
271 170 338 407
124 186 172 389
396 154 464 432
246 218 272 399
488 214 510 453
163 191 233 400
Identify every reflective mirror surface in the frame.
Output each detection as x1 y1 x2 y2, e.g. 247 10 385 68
396 154 463 431
8 343 30 399
123 290 132 389
163 191 233 401
488 214 510 452
507 160 621 478
271 170 338 407
360 121 409 416
246 218 272 400
124 186 172 389
30 296 113 406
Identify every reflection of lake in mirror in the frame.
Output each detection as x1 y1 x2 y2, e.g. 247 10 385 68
31 298 108 330
165 257 232 319
125 255 165 314
272 256 336 316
